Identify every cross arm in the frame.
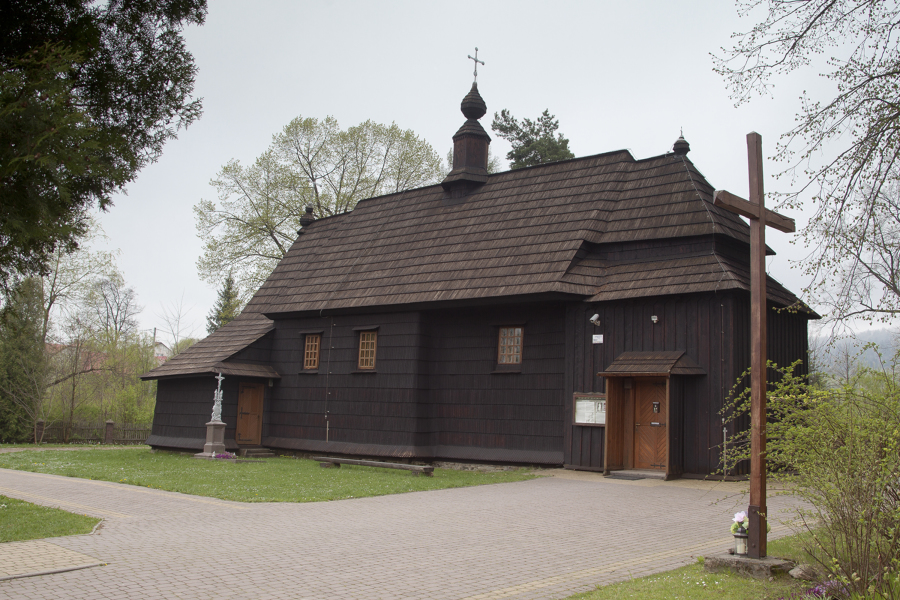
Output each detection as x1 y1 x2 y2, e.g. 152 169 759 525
713 190 796 233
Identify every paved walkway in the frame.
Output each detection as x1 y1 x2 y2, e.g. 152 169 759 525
0 468 802 599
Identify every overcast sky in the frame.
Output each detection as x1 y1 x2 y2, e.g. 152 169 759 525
93 1 841 344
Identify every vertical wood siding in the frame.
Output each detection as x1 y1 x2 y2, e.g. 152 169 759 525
150 377 242 449
260 303 566 462
564 291 810 475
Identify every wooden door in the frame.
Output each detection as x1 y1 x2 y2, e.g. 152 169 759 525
633 379 667 470
236 382 264 445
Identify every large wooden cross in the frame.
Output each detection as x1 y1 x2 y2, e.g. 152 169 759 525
713 132 795 560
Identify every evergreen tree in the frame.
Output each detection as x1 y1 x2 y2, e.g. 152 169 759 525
1 0 207 286
206 275 241 334
491 109 574 169
0 278 48 442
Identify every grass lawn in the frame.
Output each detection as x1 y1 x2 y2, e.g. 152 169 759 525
0 447 537 502
0 495 100 543
563 532 822 600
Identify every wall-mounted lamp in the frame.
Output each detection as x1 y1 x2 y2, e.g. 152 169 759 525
651 315 659 324
589 314 601 326
268 378 274 387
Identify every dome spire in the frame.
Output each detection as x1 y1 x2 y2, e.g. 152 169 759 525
673 130 690 156
441 50 492 196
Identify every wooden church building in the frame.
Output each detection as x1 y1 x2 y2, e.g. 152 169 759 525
143 82 813 478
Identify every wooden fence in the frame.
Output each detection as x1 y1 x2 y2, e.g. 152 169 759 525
35 420 151 445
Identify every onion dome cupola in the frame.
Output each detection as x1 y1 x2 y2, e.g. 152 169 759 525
673 132 690 156
441 83 492 194
441 50 492 195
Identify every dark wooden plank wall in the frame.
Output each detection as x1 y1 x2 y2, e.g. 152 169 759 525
564 291 810 475
261 304 566 462
422 304 566 460
149 377 241 450
565 292 736 474
229 331 275 364
266 312 425 449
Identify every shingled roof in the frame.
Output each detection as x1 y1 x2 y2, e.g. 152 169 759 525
145 137 813 381
248 148 800 317
141 312 276 380
597 350 707 377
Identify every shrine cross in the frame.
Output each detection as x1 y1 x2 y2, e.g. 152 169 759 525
215 372 225 389
468 47 484 82
713 132 795 560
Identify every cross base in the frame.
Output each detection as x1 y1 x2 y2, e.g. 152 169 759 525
194 421 227 459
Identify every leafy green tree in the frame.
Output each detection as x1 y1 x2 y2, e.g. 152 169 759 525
86 272 140 347
722 360 900 597
206 274 241 334
37 219 117 344
274 117 444 216
196 117 443 299
714 0 900 326
491 109 574 169
0 278 50 441
0 0 206 287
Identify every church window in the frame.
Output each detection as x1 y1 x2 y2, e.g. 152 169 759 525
358 331 377 370
498 327 523 364
303 334 321 370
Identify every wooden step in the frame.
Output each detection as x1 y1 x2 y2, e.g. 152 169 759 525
238 447 275 458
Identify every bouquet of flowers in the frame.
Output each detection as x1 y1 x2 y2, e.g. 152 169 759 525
730 510 771 534
731 511 749 534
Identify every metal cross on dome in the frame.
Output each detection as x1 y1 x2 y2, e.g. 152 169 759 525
468 47 484 82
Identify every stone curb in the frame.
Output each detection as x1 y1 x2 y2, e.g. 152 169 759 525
0 562 107 582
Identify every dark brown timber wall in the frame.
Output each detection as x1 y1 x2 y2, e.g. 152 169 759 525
262 303 566 464
565 291 810 475
148 376 243 451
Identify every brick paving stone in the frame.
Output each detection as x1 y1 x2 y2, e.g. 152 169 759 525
0 468 804 599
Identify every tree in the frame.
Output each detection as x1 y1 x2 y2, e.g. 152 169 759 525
274 117 444 216
0 278 50 440
722 360 900 597
0 0 206 287
87 273 140 347
195 150 307 301
714 1 900 326
811 174 900 325
491 109 574 169
37 219 117 344
206 274 241 334
196 117 443 299
157 293 196 353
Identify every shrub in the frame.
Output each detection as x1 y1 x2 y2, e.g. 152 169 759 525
722 360 900 599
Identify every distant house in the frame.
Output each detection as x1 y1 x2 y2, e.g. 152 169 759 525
153 341 172 367
142 83 814 478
